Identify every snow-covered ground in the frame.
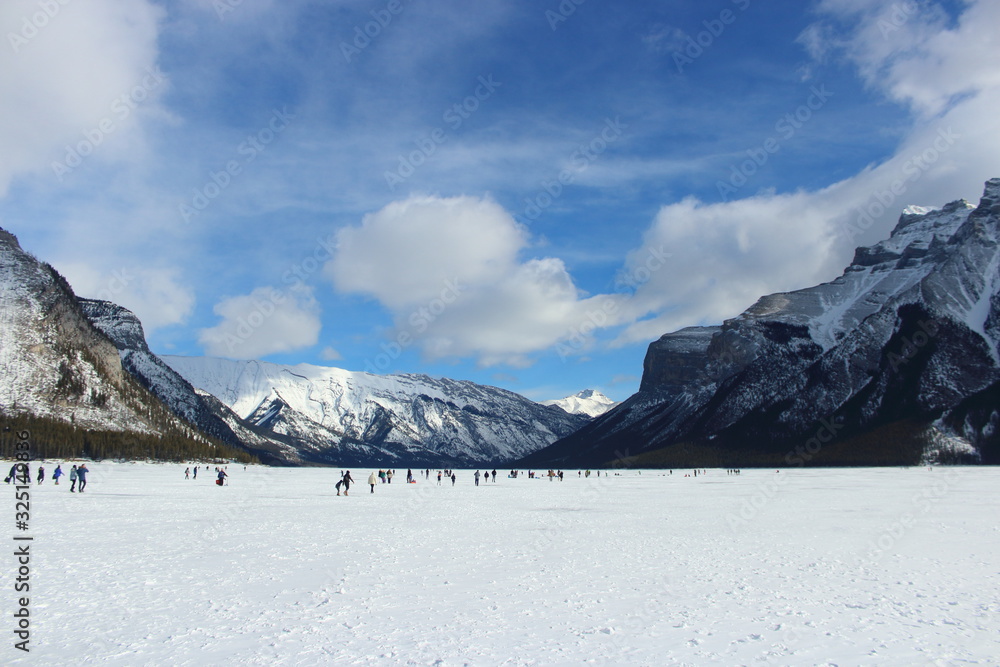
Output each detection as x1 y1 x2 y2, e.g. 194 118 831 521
6 464 999 666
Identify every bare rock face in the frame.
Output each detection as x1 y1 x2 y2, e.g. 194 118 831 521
1 227 180 435
523 179 1000 468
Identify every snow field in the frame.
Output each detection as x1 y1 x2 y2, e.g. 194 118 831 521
6 464 1000 666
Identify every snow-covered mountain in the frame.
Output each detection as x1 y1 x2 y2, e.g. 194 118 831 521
0 228 214 448
523 179 1000 468
542 389 619 418
163 356 588 466
79 299 297 464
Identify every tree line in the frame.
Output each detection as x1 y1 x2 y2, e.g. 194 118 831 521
0 412 257 463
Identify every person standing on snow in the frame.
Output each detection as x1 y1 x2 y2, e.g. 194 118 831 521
451 472 456 486
76 464 89 492
368 471 377 494
36 465 45 484
217 468 227 486
69 465 78 492
53 464 64 485
474 470 480 486
341 471 355 496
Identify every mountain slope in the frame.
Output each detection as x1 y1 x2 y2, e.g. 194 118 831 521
164 356 588 466
522 179 1000 468
0 227 251 461
79 299 297 464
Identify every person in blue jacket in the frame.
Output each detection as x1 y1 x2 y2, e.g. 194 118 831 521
76 464 89 492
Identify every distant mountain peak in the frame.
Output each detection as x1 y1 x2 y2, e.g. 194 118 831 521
542 389 619 418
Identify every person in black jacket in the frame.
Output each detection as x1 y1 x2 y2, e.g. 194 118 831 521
341 471 354 496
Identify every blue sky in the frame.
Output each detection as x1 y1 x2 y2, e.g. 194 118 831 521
2 0 999 402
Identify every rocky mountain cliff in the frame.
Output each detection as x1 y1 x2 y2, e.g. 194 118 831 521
0 227 248 460
78 299 297 464
521 179 1000 468
164 356 589 467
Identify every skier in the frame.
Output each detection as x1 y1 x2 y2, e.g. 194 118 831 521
53 464 64 485
69 465 78 492
368 471 377 494
36 465 44 484
341 471 354 496
76 464 89 492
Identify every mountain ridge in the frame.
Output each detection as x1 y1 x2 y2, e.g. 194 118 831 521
521 179 1000 468
163 354 588 466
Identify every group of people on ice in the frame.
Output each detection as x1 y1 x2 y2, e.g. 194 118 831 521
473 469 499 485
184 465 230 485
4 463 88 491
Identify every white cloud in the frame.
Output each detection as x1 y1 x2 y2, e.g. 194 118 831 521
320 346 342 361
813 0 1000 117
327 195 630 367
327 195 527 309
199 287 321 359
613 191 843 345
0 0 166 194
61 262 194 332
613 0 1000 346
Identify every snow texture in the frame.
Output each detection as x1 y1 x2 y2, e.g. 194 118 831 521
9 463 999 665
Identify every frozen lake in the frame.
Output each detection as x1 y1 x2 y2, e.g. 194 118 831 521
7 464 1000 665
